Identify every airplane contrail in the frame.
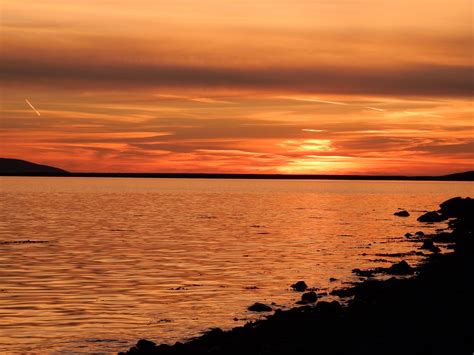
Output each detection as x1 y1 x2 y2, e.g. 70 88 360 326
287 97 349 106
25 99 41 116
280 96 387 113
366 106 385 112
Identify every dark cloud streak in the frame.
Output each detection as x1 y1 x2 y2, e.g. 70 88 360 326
1 57 472 96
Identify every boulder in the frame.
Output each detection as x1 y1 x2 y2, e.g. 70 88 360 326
417 211 447 223
248 302 272 312
386 260 414 275
420 240 441 253
420 240 434 249
439 197 474 218
136 339 156 351
415 231 425 236
299 291 318 304
394 210 410 217
405 233 413 238
290 281 308 292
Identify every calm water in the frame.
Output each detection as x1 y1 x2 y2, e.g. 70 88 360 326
0 177 472 354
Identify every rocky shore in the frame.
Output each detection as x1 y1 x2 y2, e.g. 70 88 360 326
120 197 473 355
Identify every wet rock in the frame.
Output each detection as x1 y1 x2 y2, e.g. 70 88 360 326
417 211 447 223
248 302 272 312
420 240 434 249
394 210 410 217
439 197 474 218
136 339 156 351
386 260 414 275
297 291 318 304
290 281 308 292
420 240 441 253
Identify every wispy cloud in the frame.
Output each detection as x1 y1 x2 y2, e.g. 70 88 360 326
302 129 325 133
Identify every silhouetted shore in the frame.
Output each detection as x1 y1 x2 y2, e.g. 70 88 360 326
3 172 474 181
2 158 473 180
120 197 473 355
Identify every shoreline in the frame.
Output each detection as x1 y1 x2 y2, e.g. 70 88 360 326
120 197 473 355
1 172 473 182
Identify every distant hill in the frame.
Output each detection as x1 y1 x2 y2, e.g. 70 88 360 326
441 171 474 181
0 157 472 181
0 158 69 174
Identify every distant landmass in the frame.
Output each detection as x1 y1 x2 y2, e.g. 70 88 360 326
441 170 474 180
0 158 69 174
0 158 472 181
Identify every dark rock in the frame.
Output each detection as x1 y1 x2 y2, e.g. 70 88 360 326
415 231 425 236
394 210 410 217
439 197 474 218
329 277 337 282
420 240 434 249
386 260 414 275
136 339 156 350
248 302 272 312
420 240 441 253
301 291 318 303
405 233 413 238
290 281 308 292
417 211 447 223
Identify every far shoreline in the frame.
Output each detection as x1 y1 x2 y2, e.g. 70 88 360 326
1 172 473 181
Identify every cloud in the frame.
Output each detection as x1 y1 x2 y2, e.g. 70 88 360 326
414 140 474 155
302 129 325 133
1 56 472 97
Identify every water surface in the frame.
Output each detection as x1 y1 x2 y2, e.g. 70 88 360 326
0 178 472 353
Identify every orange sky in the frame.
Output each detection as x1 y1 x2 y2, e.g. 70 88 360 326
1 0 473 175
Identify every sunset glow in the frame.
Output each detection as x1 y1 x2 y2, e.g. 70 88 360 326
1 0 473 174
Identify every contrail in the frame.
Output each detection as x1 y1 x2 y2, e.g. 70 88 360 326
25 99 41 116
287 97 349 106
280 96 386 113
366 106 385 112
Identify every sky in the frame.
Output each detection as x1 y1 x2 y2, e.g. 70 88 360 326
1 0 473 175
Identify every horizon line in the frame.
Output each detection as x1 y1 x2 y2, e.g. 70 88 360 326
1 171 473 181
